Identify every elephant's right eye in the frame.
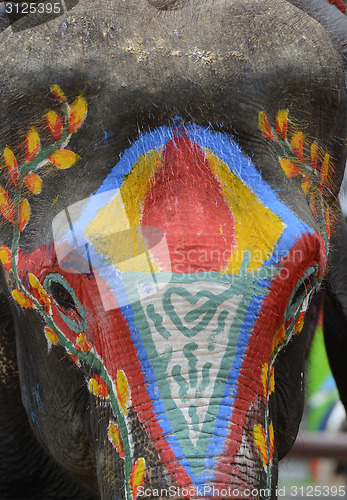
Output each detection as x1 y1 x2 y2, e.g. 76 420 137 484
49 281 77 312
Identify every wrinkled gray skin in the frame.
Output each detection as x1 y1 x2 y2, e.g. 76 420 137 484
0 0 347 499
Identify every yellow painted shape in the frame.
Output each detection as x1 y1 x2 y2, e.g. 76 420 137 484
45 326 59 345
49 149 80 170
108 422 124 457
18 199 31 232
130 457 146 500
272 324 286 353
261 363 275 401
51 84 66 102
0 245 12 271
116 370 130 415
68 96 87 134
85 150 162 273
12 289 33 309
88 375 109 398
26 127 40 161
206 150 285 273
253 424 269 467
120 149 161 226
28 272 51 312
24 172 42 194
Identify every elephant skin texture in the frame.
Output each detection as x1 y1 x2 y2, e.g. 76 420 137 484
0 0 346 499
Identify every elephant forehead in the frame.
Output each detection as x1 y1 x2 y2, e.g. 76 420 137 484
53 122 307 287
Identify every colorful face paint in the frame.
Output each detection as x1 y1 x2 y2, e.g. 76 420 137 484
1 88 331 499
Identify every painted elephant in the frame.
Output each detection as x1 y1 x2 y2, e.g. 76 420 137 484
0 0 347 498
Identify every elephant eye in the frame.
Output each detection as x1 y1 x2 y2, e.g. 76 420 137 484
291 274 315 305
49 281 78 312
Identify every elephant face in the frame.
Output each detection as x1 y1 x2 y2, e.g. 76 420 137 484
0 0 346 499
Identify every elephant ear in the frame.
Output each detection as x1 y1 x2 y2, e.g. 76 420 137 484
286 0 347 63
323 214 347 410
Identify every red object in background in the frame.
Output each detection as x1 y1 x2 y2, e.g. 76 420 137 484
327 0 346 14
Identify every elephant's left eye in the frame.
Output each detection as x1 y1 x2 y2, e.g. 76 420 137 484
49 281 77 312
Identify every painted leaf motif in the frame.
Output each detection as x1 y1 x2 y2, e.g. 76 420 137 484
108 422 125 458
68 96 87 134
46 110 63 141
129 458 146 500
290 131 304 162
24 172 42 194
18 199 30 232
116 370 130 415
28 273 51 313
12 289 33 309
25 128 40 162
275 109 288 140
310 142 318 172
0 245 12 271
261 363 274 402
325 208 331 240
293 311 305 335
45 326 59 345
69 353 79 366
320 153 330 188
0 187 15 223
253 424 270 467
76 333 92 352
272 324 286 354
51 84 66 102
4 147 19 185
268 422 274 459
88 374 109 399
301 177 311 195
279 158 300 178
48 150 80 169
258 111 275 140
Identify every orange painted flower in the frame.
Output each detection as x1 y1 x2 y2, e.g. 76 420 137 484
290 131 304 162
275 109 288 140
272 324 286 353
25 127 40 162
76 333 92 352
68 96 87 134
261 363 275 402
4 147 19 185
129 458 146 500
12 289 33 309
51 84 66 102
69 353 79 366
45 326 59 345
108 422 125 458
18 199 31 232
48 150 80 170
310 142 318 172
301 177 311 195
88 374 109 399
279 158 300 178
253 424 269 467
0 187 15 223
24 172 42 194
320 153 330 189
293 311 305 335
116 370 130 415
28 273 51 313
258 111 275 140
325 208 331 240
46 110 63 141
0 245 12 271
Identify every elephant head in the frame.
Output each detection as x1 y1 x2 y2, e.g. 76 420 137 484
0 0 346 499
